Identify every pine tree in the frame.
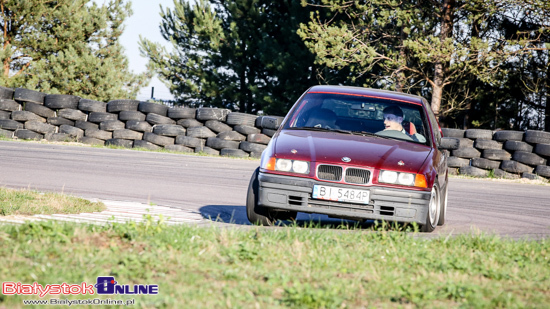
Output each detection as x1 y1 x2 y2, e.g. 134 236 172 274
0 0 150 101
140 0 322 114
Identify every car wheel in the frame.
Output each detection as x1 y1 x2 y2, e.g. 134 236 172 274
438 182 448 226
246 167 275 225
421 184 440 232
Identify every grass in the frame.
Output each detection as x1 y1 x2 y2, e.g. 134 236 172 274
0 220 548 308
0 187 105 216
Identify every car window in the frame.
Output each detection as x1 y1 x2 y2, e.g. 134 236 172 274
285 92 430 145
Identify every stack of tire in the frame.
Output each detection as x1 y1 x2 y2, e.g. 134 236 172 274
441 128 550 180
0 86 284 159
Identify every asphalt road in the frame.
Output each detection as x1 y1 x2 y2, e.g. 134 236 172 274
1 140 549 239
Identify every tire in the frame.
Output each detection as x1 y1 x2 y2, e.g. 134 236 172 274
196 108 230 121
465 129 493 140
57 109 87 121
146 113 176 125
106 99 140 112
246 168 279 225
0 99 21 111
250 151 262 159
0 111 9 120
500 160 533 174
105 138 133 148
143 132 175 147
0 128 15 138
451 147 480 159
168 107 196 119
459 166 490 177
0 119 24 130
247 133 271 145
482 149 511 161
85 129 113 140
438 181 448 226
471 158 500 170
493 130 524 142
47 117 74 127
524 130 550 144
44 94 80 109
119 111 146 121
75 120 99 131
512 151 546 166
0 86 14 99
195 146 219 155
187 126 216 138
420 184 440 233
206 137 239 150
504 140 533 152
205 120 232 133
165 144 193 153
534 143 550 157
78 136 105 146
441 128 464 138
24 102 55 118
457 138 474 148
88 112 118 123
262 128 277 137
44 133 74 142
177 118 204 128
493 168 520 179
220 148 249 158
133 140 162 150
240 141 267 153
126 120 152 133
522 172 541 180
78 99 107 113
474 139 502 150
153 124 186 137
25 121 56 134
12 111 45 123
226 112 258 126
260 116 284 129
99 120 125 131
138 102 168 116
217 131 245 141
59 125 84 138
15 129 43 140
534 165 550 178
175 136 205 148
112 129 143 140
439 137 460 150
14 88 46 104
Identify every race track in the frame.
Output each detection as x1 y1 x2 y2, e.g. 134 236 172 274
0 140 548 238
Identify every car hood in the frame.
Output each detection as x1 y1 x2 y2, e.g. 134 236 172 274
274 130 432 173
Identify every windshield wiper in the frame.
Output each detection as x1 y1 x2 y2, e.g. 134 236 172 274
288 126 353 135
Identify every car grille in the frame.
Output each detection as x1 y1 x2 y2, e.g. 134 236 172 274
345 168 370 184
317 165 370 184
317 165 342 181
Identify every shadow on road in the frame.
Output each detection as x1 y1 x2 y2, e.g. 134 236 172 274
199 205 378 230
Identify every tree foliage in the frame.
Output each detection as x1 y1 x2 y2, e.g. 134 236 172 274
140 0 324 115
0 0 150 101
299 0 550 129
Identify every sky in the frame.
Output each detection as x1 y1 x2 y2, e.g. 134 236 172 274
97 0 177 101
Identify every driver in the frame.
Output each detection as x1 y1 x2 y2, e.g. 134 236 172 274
383 105 426 143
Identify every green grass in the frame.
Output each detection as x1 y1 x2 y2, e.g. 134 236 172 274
0 187 105 216
0 220 548 308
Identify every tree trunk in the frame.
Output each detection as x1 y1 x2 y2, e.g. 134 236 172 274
430 0 455 118
395 27 407 92
545 60 550 131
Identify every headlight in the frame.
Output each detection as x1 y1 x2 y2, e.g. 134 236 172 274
379 170 425 187
262 157 310 174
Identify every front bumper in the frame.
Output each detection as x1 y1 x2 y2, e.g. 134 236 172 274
258 172 431 224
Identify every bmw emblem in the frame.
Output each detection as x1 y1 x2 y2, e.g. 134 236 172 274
342 157 351 163
398 160 405 166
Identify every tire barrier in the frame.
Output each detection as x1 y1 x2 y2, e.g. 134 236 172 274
441 128 550 181
0 86 548 181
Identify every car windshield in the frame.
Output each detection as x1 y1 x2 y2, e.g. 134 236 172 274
283 92 431 145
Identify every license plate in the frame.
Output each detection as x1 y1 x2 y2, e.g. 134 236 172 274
312 185 370 204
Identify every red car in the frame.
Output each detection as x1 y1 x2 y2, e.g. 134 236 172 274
246 85 448 232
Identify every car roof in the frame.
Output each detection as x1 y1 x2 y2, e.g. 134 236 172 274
307 85 425 106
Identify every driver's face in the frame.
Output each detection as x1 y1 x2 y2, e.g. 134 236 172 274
383 113 403 131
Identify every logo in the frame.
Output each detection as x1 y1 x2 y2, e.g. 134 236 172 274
341 157 351 163
398 160 405 166
291 149 297 154
95 276 158 295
